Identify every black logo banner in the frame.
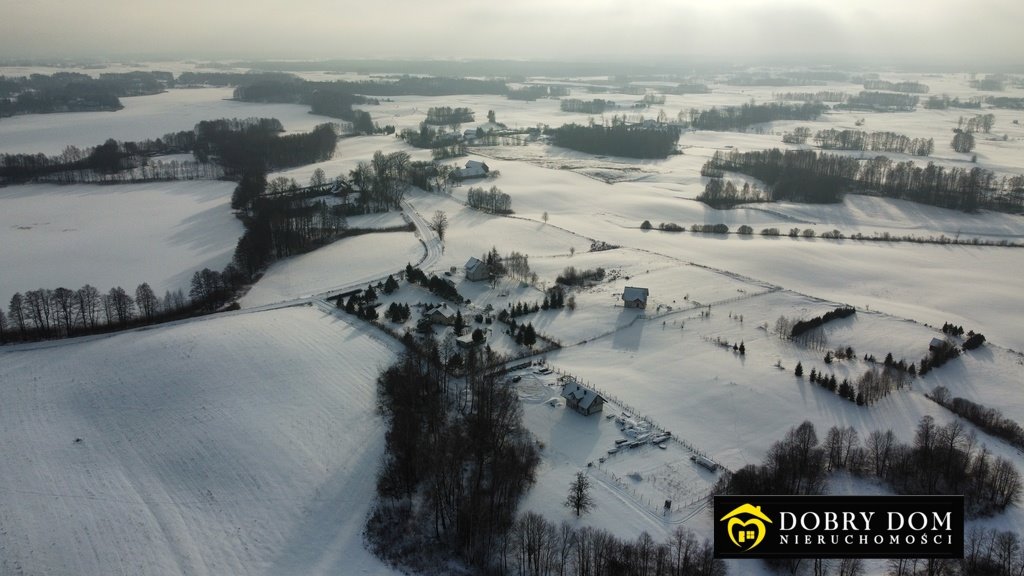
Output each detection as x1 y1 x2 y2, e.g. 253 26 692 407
714 495 964 559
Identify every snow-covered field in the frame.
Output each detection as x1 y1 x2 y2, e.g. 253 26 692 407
0 181 242 305
239 231 424 308
0 306 403 575
2 65 1023 575
0 87 337 156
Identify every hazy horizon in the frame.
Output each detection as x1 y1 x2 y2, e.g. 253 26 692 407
2 0 1022 68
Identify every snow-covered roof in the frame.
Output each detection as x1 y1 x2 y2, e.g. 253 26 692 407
930 337 946 348
455 160 490 179
429 304 456 321
622 286 649 302
561 381 605 411
465 256 487 274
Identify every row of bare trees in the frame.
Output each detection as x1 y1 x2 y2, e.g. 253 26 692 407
501 514 723 576
720 419 1020 516
2 283 187 342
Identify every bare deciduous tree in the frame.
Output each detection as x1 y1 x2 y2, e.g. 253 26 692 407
429 210 449 242
565 471 595 516
135 282 159 322
76 284 101 329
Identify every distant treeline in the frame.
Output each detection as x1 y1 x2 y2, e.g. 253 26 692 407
192 118 337 175
984 96 1024 110
813 129 934 156
552 123 681 158
837 91 919 112
924 95 983 110
506 85 570 101
774 91 848 103
559 98 614 114
325 75 507 96
663 83 710 94
232 79 377 132
970 76 1005 91
0 71 173 116
1 130 193 183
863 79 930 93
703 148 1024 212
398 125 466 157
178 71 507 96
702 149 856 203
724 72 836 86
688 102 826 131
423 106 474 126
175 71 296 87
1 117 336 183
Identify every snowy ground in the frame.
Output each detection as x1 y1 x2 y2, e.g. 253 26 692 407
2 66 1023 575
239 231 423 308
0 181 242 305
0 306 403 576
514 368 720 543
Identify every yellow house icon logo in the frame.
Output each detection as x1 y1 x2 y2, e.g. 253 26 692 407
720 503 772 551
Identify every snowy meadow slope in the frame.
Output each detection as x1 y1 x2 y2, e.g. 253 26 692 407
0 181 242 306
0 306 402 576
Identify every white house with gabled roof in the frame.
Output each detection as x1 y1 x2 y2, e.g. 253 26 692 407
561 380 606 416
465 256 490 281
454 160 489 180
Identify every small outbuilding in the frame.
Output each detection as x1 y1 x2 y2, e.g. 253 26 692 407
561 380 606 416
929 337 947 352
622 286 649 309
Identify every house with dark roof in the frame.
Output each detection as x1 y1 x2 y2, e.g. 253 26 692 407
561 380 606 416
622 286 649 309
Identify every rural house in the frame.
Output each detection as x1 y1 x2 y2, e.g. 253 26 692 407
622 286 649 309
426 304 458 325
456 329 487 349
465 257 490 281
454 160 490 180
561 380 606 416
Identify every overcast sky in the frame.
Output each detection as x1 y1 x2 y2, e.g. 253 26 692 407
2 0 1021 66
